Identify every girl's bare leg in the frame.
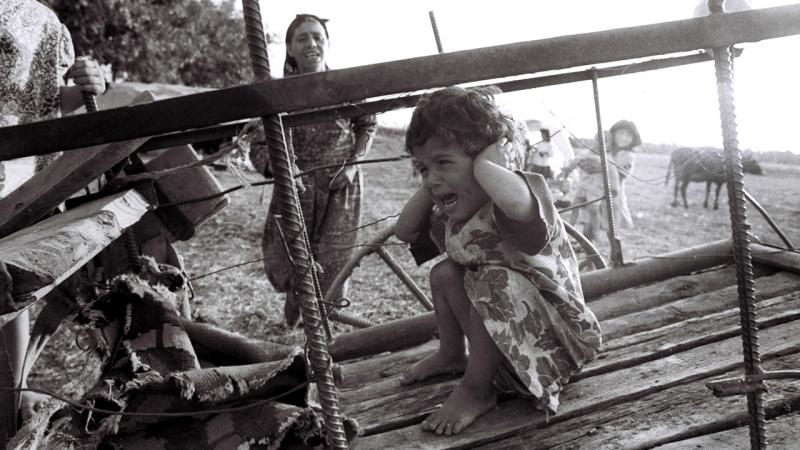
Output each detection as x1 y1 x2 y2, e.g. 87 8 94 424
401 259 468 384
422 305 502 435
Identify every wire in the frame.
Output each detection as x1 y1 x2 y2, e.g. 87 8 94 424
0 382 309 418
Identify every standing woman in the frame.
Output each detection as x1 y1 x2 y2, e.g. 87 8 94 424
251 14 377 326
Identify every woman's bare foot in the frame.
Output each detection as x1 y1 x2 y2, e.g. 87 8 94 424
400 350 467 385
422 384 497 435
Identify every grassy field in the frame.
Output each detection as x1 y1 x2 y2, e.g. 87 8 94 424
31 129 800 391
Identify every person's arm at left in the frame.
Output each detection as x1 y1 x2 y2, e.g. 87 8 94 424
329 115 377 190
60 58 106 114
473 138 539 223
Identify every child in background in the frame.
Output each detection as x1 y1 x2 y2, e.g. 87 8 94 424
395 86 602 435
607 119 641 229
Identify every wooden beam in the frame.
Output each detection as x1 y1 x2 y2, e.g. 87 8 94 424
0 91 154 239
2 5 800 158
137 51 731 152
0 189 149 328
752 243 800 275
329 239 733 362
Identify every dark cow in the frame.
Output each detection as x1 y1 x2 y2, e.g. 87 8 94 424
665 147 763 209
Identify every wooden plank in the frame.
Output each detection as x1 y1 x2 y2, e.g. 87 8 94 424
753 243 800 275
0 91 154 239
580 290 800 379
332 240 736 363
0 189 149 327
600 271 800 341
481 352 800 450
339 282 799 394
352 317 800 447
589 264 740 321
654 411 800 450
338 340 438 389
3 5 800 157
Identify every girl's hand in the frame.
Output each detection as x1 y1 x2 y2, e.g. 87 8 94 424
328 165 357 190
475 137 511 169
69 57 106 95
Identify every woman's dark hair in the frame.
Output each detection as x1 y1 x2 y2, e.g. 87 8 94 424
608 119 642 153
284 14 329 76
405 86 517 158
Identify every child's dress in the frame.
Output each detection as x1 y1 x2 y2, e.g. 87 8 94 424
422 172 602 413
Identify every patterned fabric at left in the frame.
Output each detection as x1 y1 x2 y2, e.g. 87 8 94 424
0 0 74 194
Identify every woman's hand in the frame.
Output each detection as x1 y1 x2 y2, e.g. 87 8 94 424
328 165 357 190
69 57 106 95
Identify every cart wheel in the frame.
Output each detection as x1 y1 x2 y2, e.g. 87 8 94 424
563 220 607 271
324 223 433 328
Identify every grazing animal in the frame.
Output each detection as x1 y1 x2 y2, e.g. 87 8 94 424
665 147 763 209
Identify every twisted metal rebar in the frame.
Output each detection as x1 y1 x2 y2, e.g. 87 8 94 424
591 70 623 267
709 1 767 448
240 2 348 448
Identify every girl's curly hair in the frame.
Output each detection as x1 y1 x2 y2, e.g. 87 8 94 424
405 86 520 162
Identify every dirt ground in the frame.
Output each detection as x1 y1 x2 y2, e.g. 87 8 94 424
30 129 800 397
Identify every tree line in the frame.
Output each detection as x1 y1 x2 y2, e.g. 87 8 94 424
45 0 278 88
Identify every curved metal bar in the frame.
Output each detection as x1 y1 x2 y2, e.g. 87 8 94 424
563 220 608 270
743 189 796 250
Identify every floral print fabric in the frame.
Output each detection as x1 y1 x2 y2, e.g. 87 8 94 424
0 0 74 193
431 171 602 413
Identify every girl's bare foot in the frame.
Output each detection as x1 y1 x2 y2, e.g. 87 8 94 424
400 350 467 385
421 384 497 435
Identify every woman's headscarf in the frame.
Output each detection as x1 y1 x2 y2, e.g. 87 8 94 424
283 14 329 76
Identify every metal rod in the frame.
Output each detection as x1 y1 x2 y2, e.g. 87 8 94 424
743 189 796 250
709 1 767 448
429 11 444 53
239 2 347 448
591 70 623 267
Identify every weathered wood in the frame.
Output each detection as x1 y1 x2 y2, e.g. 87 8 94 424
331 240 735 362
482 353 800 450
0 189 149 327
654 411 800 450
4 5 800 157
600 271 800 341
580 291 800 380
581 239 733 300
752 243 800 275
0 91 154 239
351 317 800 446
329 313 438 362
137 51 728 153
338 340 439 390
590 264 739 321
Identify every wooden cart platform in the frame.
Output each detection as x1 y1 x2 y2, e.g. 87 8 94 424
336 244 800 449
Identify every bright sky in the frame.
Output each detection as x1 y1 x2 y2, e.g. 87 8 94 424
254 0 800 152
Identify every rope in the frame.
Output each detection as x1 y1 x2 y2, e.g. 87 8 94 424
240 2 347 448
709 1 767 447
